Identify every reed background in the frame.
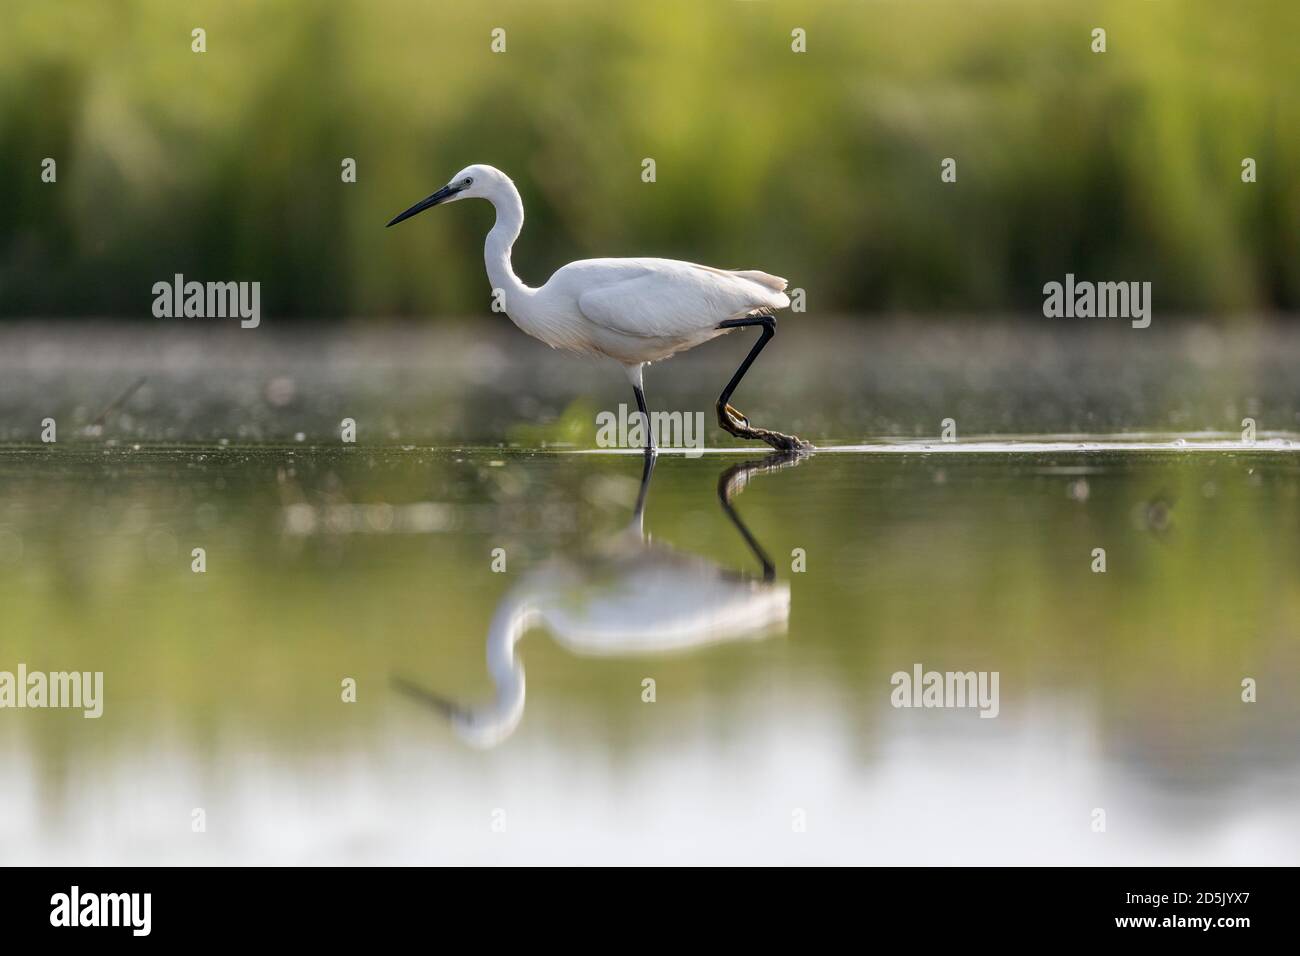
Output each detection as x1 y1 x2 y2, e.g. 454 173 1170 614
2 0 1296 320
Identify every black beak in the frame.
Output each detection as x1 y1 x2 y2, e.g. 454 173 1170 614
386 183 461 227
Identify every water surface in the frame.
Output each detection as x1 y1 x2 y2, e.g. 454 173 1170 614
2 442 1297 864
2 320 1298 863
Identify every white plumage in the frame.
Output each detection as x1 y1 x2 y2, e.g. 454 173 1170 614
570 259 790 357
388 163 810 450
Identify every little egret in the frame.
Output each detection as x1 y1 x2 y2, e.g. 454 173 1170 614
394 450 801 747
387 164 811 451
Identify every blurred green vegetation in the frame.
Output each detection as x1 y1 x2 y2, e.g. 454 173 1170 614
1 0 1296 319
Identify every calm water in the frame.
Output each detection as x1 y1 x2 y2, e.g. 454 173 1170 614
2 322 1299 863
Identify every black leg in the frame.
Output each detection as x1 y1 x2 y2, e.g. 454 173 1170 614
633 446 657 528
717 460 776 582
715 315 812 451
716 315 775 415
716 451 807 582
632 383 656 453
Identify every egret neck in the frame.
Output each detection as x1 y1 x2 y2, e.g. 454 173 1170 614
482 178 534 317
448 593 535 747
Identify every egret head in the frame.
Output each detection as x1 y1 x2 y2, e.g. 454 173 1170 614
386 164 510 227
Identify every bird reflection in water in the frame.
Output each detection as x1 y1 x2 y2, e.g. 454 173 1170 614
395 451 805 747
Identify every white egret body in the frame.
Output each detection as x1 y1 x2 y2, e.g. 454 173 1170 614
388 164 810 450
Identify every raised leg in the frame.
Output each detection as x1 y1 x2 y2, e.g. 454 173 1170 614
715 315 812 451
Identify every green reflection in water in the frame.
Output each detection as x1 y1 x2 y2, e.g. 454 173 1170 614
1 444 1298 859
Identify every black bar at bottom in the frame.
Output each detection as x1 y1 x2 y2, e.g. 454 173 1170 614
0 866 1287 941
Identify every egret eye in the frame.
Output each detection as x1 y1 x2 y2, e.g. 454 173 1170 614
463 177 474 187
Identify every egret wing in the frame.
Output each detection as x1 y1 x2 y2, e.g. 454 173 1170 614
576 261 787 341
